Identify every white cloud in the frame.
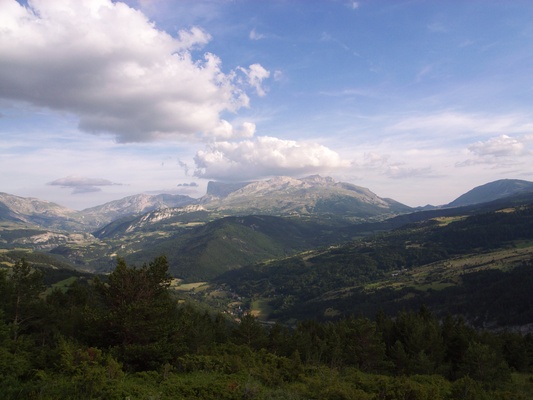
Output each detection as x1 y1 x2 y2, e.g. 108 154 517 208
238 64 271 97
468 134 525 157
456 134 531 168
209 120 256 140
193 136 349 180
353 151 436 180
0 0 260 142
362 152 390 168
385 164 434 179
273 70 283 81
48 175 122 194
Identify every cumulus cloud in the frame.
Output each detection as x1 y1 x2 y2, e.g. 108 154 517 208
468 134 525 157
0 0 267 142
193 136 349 180
209 121 256 140
48 175 122 194
456 135 530 168
238 64 270 97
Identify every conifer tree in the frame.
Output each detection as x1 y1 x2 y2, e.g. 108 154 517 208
94 256 179 370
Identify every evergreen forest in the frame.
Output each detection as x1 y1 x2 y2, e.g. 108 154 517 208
2 256 533 399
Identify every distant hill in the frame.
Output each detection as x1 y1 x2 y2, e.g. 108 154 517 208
0 192 95 231
217 203 533 328
80 193 196 227
59 214 339 280
447 179 533 207
0 192 196 233
131 215 338 280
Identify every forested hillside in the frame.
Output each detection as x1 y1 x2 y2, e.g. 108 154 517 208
2 256 533 399
2 185 533 398
218 205 533 326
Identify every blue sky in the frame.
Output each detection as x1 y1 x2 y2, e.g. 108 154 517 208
1 0 532 210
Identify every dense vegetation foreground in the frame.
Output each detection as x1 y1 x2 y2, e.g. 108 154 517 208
2 257 533 399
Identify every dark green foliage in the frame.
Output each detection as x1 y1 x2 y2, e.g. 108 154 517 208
0 258 45 341
1 256 533 399
219 205 533 325
92 256 180 371
126 215 340 281
232 314 268 349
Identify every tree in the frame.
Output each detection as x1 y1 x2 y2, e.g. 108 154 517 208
233 313 267 350
1 258 44 341
458 341 511 389
339 316 387 372
94 256 179 371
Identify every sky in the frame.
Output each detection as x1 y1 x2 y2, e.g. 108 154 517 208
1 0 533 210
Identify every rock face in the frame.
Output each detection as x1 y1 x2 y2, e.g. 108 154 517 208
0 192 196 232
12 232 96 250
1 175 413 237
200 175 412 219
447 179 533 207
0 192 93 231
80 193 195 226
5 177 533 236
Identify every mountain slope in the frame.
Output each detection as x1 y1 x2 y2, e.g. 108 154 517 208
200 181 252 201
201 175 412 220
80 193 195 227
122 215 338 280
0 192 196 233
447 179 533 207
217 203 533 327
0 192 95 231
89 175 412 240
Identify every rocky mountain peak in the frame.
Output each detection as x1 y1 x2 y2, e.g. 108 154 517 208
300 175 335 185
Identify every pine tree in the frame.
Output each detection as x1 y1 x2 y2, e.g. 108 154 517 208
94 256 179 371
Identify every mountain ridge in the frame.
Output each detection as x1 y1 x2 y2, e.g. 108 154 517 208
2 176 533 240
198 175 411 220
446 178 533 207
1 175 413 235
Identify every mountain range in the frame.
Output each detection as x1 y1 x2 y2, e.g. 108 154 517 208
0 175 413 232
2 176 533 279
3 175 533 334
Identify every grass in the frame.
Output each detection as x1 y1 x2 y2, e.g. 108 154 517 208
363 242 533 295
431 216 467 226
174 282 208 292
43 276 78 295
251 298 274 320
